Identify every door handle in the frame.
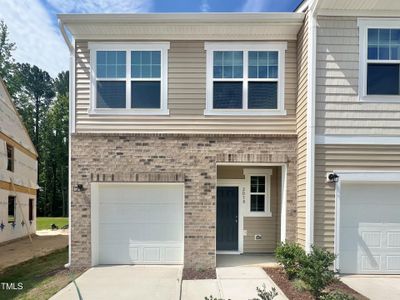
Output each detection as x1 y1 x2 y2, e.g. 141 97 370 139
235 216 238 223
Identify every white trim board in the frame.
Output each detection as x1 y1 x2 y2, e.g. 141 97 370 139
305 6 318 253
316 135 400 145
333 171 400 272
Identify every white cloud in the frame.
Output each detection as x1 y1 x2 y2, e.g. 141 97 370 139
46 0 153 13
0 0 69 77
241 0 265 12
0 0 154 78
200 0 210 12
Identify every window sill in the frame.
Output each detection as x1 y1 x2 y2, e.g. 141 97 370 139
245 212 272 217
88 109 170 116
359 95 400 103
204 109 287 116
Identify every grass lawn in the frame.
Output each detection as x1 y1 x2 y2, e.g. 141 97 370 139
0 247 84 300
36 217 68 231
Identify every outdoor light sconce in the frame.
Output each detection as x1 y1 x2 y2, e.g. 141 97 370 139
326 173 339 183
73 184 85 192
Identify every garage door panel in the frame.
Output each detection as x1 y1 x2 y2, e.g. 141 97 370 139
99 204 182 223
95 183 184 265
339 182 400 274
386 256 400 271
98 243 182 264
98 208 181 222
387 231 400 248
99 223 183 242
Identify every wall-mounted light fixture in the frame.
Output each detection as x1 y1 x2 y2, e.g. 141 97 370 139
326 173 339 183
73 184 85 192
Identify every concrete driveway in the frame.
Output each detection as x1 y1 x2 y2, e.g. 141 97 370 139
51 265 182 300
341 275 400 300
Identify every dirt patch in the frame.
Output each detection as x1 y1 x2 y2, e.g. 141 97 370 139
264 267 368 300
36 229 68 236
327 280 369 300
0 234 68 272
265 267 313 300
183 268 216 280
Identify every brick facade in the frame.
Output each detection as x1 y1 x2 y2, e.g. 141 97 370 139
70 133 297 269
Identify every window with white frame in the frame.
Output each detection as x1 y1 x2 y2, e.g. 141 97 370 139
243 169 272 217
205 42 287 115
89 43 170 114
358 19 400 100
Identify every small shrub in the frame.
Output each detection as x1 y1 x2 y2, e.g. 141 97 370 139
292 278 309 292
251 284 278 300
321 291 356 300
299 246 336 299
275 242 306 279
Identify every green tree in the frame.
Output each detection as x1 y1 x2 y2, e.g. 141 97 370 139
0 19 20 96
54 71 69 97
40 94 68 216
15 63 55 149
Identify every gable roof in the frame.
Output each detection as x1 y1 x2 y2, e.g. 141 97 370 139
0 77 38 157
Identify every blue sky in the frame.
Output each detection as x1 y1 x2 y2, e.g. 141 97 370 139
0 0 301 77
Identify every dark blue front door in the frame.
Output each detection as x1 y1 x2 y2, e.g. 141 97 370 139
217 186 239 251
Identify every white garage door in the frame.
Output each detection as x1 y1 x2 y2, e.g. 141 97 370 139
94 183 184 265
339 182 400 274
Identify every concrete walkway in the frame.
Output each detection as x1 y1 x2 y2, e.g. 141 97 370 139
182 266 288 300
0 234 68 272
341 275 400 300
51 265 182 300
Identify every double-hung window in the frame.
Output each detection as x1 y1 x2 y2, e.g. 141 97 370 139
243 169 272 217
205 42 287 115
358 19 400 101
89 42 169 114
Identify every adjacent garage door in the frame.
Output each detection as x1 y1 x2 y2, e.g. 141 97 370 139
339 182 400 274
94 183 184 265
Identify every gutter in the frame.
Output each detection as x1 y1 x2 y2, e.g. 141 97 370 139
58 19 75 268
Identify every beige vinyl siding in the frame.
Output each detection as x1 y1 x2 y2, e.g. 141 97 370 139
314 144 400 251
316 16 400 136
75 40 297 134
295 13 309 247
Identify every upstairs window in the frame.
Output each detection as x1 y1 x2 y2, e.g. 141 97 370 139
367 29 400 95
6 144 14 172
205 42 287 116
89 43 170 115
358 19 400 101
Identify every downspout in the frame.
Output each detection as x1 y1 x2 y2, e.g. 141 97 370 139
58 19 75 268
305 0 320 253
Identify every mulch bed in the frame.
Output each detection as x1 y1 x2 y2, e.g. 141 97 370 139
182 268 216 280
264 267 368 300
